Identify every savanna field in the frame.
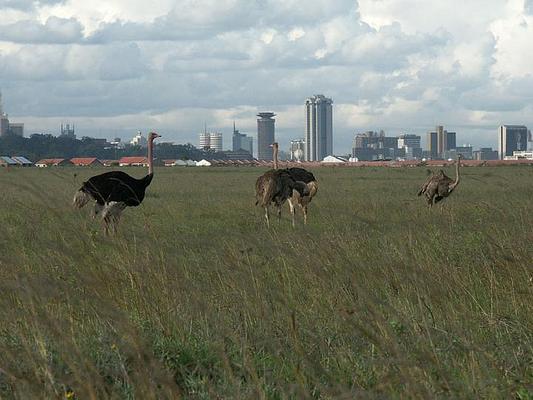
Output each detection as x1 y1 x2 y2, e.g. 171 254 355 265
0 165 531 399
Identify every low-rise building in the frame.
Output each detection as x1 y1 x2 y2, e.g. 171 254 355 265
11 156 33 166
70 157 103 166
504 150 533 160
0 156 18 167
35 158 73 167
118 156 148 166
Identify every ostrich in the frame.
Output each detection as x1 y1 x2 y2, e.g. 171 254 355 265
73 132 160 234
417 155 461 207
255 143 308 227
266 142 318 225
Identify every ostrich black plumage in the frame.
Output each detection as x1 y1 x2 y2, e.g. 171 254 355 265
73 132 160 234
255 142 313 227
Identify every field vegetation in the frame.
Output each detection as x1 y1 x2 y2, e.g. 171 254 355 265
0 165 532 399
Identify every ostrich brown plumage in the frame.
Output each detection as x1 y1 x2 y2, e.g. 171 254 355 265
254 142 308 227
73 132 160 234
417 155 461 207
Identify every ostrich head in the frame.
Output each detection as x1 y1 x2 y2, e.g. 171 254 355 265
147 132 161 175
149 132 161 141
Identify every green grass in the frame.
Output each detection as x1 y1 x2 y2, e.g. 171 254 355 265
0 165 532 399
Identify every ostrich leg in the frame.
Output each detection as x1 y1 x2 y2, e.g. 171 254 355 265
288 198 296 228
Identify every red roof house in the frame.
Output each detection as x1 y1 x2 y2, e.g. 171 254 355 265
70 157 103 166
35 158 73 167
118 156 148 166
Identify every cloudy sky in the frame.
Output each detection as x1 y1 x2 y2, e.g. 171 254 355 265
0 0 532 153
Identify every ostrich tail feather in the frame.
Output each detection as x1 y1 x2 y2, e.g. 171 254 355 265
307 181 318 199
73 190 91 208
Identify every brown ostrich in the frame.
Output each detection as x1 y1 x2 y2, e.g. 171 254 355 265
73 132 160 234
417 155 461 207
255 143 308 227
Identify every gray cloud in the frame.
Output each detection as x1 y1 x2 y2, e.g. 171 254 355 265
0 17 83 44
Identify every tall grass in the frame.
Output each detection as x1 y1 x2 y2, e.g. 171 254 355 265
0 165 532 399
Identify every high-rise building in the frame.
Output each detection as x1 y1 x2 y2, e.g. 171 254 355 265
427 131 437 158
290 139 305 161
0 90 24 137
199 132 210 150
257 112 275 160
232 123 253 155
498 125 528 159
397 134 421 149
60 123 76 138
0 91 9 137
8 123 23 137
130 131 148 147
352 131 399 161
397 134 422 160
209 132 223 152
305 95 333 161
199 131 223 152
427 126 456 159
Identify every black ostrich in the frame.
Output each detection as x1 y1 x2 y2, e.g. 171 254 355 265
267 143 318 226
255 142 309 227
285 165 318 226
73 132 160 234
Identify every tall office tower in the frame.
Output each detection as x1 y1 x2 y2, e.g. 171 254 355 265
427 131 438 158
427 126 456 158
498 125 528 159
304 95 333 161
232 122 253 154
0 91 9 137
60 123 76 138
397 134 421 149
209 132 223 152
257 112 275 160
199 132 211 150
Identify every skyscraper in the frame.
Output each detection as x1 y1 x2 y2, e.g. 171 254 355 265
427 126 456 159
305 95 333 161
210 132 223 152
257 112 275 160
498 125 528 159
232 122 253 155
0 91 9 137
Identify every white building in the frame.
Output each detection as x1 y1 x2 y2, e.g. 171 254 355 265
199 131 222 152
130 131 148 147
504 150 533 160
209 133 223 152
498 125 528 159
290 139 305 161
321 155 346 163
305 95 333 161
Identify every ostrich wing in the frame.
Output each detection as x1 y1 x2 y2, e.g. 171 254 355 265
286 167 316 183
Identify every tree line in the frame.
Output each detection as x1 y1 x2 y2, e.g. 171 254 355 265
0 134 217 162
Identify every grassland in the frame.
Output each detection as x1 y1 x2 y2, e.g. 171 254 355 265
0 165 531 399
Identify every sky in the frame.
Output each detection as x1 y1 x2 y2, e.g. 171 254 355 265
0 0 532 153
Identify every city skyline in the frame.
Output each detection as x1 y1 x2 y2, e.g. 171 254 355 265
1 1 532 152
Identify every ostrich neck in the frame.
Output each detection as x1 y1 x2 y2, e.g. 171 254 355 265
273 146 279 170
454 159 460 185
148 138 154 175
